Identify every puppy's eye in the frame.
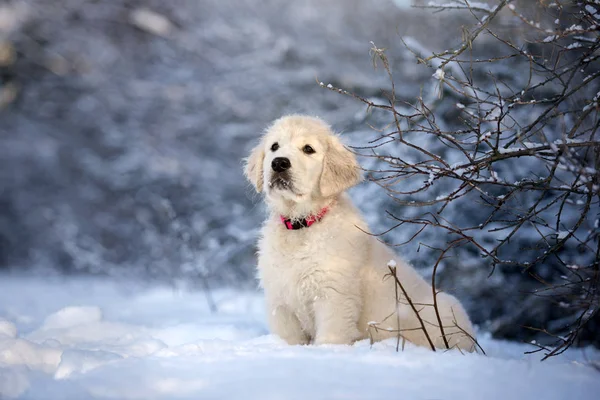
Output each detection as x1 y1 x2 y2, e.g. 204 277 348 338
271 142 279 152
302 145 315 154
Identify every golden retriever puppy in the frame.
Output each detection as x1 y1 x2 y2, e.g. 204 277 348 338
245 115 475 351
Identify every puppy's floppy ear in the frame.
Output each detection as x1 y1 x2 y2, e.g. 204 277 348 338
319 135 361 197
244 141 265 193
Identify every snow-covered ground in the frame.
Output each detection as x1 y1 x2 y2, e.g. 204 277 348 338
0 275 598 400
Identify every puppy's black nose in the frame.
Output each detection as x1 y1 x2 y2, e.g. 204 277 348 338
272 157 291 172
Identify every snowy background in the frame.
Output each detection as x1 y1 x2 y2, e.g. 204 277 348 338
0 0 599 398
0 0 500 281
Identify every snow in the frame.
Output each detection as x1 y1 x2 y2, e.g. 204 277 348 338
426 171 435 186
427 1 495 11
553 138 585 145
0 275 599 400
586 5 600 19
0 3 28 35
129 8 173 37
0 320 17 338
392 0 412 8
566 24 584 32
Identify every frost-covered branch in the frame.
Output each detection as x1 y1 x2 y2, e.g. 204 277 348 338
324 0 600 359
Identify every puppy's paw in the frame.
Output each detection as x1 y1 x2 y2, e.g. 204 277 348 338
280 335 311 346
314 328 361 345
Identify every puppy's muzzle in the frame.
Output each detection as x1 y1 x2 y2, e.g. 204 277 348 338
272 157 291 172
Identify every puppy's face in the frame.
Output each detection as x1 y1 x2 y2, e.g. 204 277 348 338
245 116 361 206
262 123 326 202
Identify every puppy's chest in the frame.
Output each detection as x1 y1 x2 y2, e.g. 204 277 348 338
259 229 331 302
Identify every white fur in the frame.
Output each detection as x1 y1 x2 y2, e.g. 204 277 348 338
245 115 476 351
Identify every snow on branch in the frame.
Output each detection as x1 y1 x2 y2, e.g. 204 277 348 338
323 0 600 360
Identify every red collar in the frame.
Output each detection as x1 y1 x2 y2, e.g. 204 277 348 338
280 207 329 230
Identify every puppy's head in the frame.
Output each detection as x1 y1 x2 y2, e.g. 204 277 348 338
244 115 361 206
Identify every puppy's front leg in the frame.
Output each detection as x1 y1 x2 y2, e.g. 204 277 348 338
313 289 362 345
268 303 310 345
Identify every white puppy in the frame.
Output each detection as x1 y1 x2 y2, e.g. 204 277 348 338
245 115 476 351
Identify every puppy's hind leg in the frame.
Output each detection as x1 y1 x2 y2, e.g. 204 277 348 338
435 292 477 352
